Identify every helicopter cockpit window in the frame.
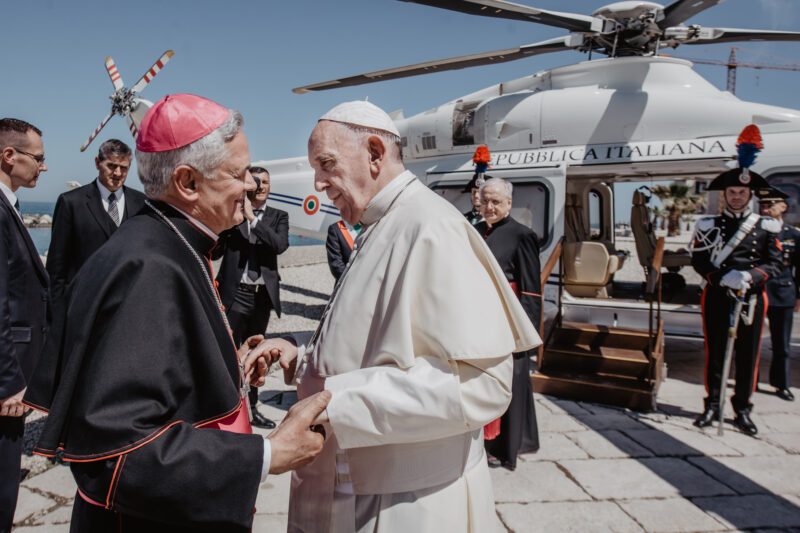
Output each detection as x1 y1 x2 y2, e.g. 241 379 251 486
432 180 550 247
767 173 800 228
452 101 481 146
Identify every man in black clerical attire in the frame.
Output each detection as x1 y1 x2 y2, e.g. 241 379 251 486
24 94 329 532
690 168 782 435
46 139 146 305
475 177 540 470
215 164 289 428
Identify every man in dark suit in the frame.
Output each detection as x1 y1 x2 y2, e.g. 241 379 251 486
758 186 799 401
215 163 289 428
0 118 49 533
46 139 146 303
326 220 358 281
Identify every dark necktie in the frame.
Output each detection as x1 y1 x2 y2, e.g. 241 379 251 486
246 209 263 281
13 199 20 215
108 192 120 226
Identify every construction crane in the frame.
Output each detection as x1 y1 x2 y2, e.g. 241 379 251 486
677 46 800 94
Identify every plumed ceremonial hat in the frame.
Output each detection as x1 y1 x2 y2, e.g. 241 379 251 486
136 94 231 153
707 168 770 191
319 101 400 137
462 172 488 193
756 185 789 203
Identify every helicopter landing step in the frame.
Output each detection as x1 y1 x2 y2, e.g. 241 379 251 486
532 321 666 411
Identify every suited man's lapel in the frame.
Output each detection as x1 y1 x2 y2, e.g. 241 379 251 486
84 182 115 238
0 192 48 285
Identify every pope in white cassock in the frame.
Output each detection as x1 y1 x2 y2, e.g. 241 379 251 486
263 101 541 533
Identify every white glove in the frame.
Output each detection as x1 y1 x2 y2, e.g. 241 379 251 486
720 269 752 291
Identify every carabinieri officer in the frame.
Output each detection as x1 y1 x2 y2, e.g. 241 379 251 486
690 167 783 436
757 186 799 402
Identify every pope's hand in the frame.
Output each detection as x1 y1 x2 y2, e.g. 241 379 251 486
254 337 299 385
240 335 279 387
267 390 331 475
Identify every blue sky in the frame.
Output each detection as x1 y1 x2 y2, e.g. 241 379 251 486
2 0 799 208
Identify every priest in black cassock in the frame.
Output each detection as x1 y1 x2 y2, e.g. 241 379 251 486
24 94 329 532
475 177 540 470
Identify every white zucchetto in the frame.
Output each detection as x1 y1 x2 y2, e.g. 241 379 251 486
319 100 400 137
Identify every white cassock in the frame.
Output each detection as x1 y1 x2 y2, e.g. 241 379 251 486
288 170 541 533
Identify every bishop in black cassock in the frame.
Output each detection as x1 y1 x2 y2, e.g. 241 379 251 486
23 94 328 532
476 178 540 470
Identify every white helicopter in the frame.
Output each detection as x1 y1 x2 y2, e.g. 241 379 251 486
79 50 174 152
260 0 800 409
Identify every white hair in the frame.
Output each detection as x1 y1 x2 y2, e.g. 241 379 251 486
481 177 513 199
136 110 244 198
334 121 404 163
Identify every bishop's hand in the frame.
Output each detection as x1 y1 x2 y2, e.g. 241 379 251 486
254 336 299 385
240 334 280 387
267 390 331 474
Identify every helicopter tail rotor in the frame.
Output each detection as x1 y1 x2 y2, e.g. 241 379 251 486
80 111 115 153
131 50 174 95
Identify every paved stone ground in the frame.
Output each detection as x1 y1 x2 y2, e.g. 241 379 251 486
13 247 800 532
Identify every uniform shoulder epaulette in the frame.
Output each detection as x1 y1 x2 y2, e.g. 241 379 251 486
695 217 716 232
760 216 782 233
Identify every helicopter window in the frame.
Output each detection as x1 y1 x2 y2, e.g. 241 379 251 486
431 179 550 247
453 101 480 146
422 135 437 150
589 190 603 240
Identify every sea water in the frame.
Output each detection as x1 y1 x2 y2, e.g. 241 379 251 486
19 201 322 255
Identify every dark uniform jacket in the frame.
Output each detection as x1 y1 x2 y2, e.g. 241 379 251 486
325 221 354 281
46 182 146 302
766 223 800 308
25 202 263 531
691 210 783 293
214 205 289 316
0 192 48 399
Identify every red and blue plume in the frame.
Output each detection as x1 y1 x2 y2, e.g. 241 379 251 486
736 124 763 169
473 145 491 174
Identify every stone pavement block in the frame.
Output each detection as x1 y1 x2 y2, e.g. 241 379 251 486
759 413 800 433
537 395 592 416
567 430 653 459
537 413 587 433
579 403 630 416
253 513 288 532
764 432 800 454
561 457 734 500
574 412 651 431
12 487 54 525
687 456 771 495
491 461 590 503
691 455 800 496
255 471 291 514
41 506 72 525
692 494 800 529
713 430 787 457
497 501 645 533
533 433 589 460
22 465 76 500
618 498 729 533
624 426 741 457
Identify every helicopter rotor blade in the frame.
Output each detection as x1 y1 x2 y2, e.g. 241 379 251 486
658 0 726 30
399 0 606 33
79 111 115 152
131 50 175 95
105 56 125 91
665 26 800 47
293 36 574 94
